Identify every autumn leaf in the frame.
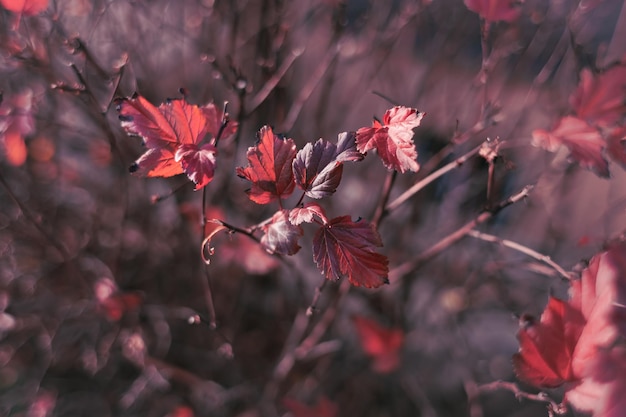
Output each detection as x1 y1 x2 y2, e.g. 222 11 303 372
463 0 521 23
0 0 48 15
93 278 143 322
606 127 626 169
353 316 404 373
0 90 35 166
236 126 297 204
513 241 626 416
313 216 389 288
293 131 363 199
260 210 303 255
532 116 609 177
117 94 235 190
283 396 338 417
356 106 423 173
570 64 626 127
289 202 329 226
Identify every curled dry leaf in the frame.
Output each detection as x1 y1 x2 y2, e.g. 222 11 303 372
236 126 297 204
353 316 404 373
532 116 609 177
261 209 303 255
201 220 228 264
463 0 521 23
293 131 364 199
313 216 389 288
356 106 423 173
513 241 626 416
117 95 235 190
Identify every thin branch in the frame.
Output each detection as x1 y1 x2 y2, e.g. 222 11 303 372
391 185 534 281
477 381 568 416
201 187 218 329
372 170 397 227
467 230 573 281
385 142 484 213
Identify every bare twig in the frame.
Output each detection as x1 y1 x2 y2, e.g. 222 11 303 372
467 230 573 281
477 380 568 416
372 170 397 227
385 142 485 214
391 185 534 281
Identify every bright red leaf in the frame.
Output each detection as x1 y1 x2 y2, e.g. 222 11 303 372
353 316 404 373
289 202 328 226
532 116 609 177
571 64 626 127
313 216 389 288
293 131 364 199
0 0 47 15
514 241 626 416
261 210 303 255
236 126 297 204
606 127 626 169
283 396 338 417
117 95 235 190
356 106 423 173
464 0 521 23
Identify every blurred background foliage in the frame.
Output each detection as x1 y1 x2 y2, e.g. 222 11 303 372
1 0 626 416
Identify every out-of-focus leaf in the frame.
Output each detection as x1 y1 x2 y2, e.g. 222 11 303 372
261 210 303 255
464 0 521 23
0 0 48 15
571 64 626 127
353 316 404 373
283 396 338 417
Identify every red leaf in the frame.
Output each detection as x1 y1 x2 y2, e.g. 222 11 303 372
0 90 35 166
606 127 626 169
289 202 328 226
0 0 47 15
293 132 364 199
356 106 423 173
532 116 608 177
236 126 297 204
513 297 584 388
93 278 143 322
353 316 404 373
261 210 303 255
117 94 233 190
313 216 389 288
463 0 521 23
571 64 626 127
283 396 338 417
513 241 626 416
201 103 238 141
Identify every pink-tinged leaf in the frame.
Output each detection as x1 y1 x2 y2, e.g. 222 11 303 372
513 297 585 388
353 316 404 373
289 202 328 226
201 103 238 140
236 126 297 204
532 116 608 177
117 94 226 189
0 0 47 15
571 65 626 127
356 106 423 173
606 127 626 169
513 241 626 416
175 143 217 190
261 210 303 255
313 216 389 288
283 396 338 417
464 0 521 23
293 132 364 199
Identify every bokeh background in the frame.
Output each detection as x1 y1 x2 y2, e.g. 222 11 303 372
1 0 626 416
